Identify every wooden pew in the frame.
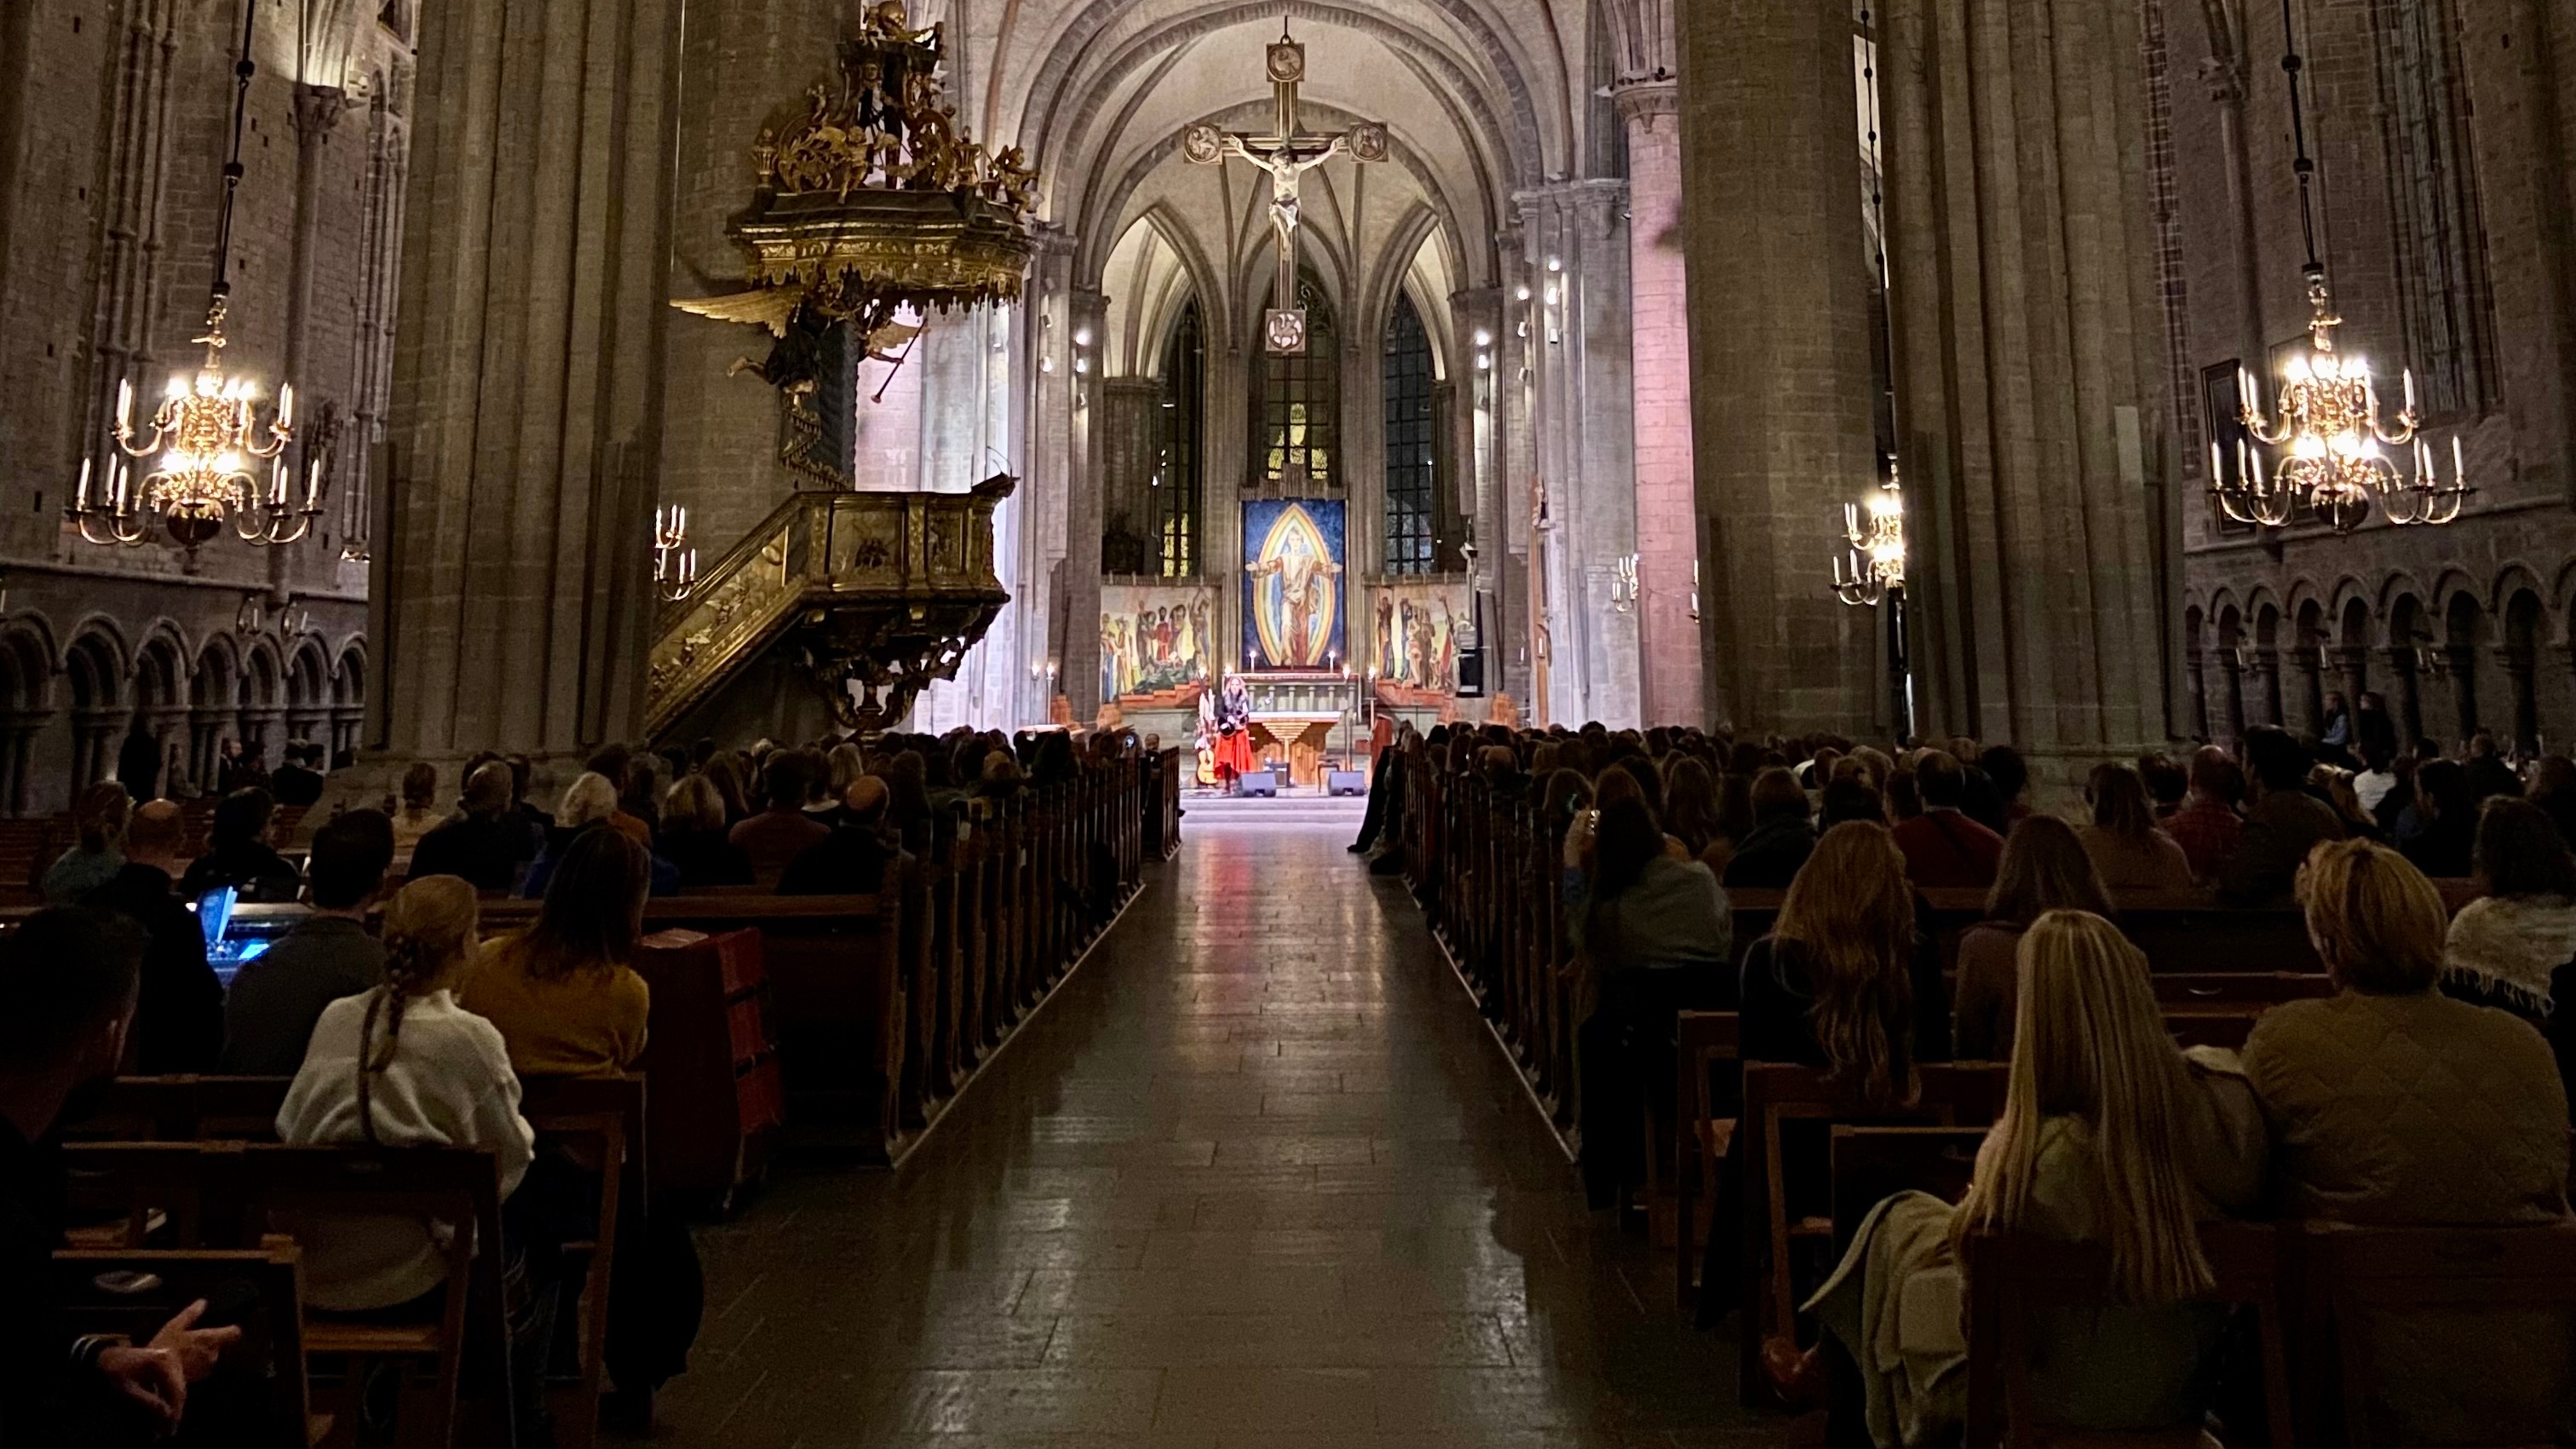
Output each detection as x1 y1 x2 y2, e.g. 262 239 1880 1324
2299 1222 2576 1449
54 1240 321 1446
1963 1224 2295 1449
516 1077 641 1449
1735 1061 2012 1406
1671 1011 1740 1311
69 1074 645 1447
66 1140 513 1449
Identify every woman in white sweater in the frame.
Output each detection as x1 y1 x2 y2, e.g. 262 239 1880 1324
277 875 533 1312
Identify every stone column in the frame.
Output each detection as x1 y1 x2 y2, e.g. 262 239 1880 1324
2291 649 2326 741
1061 287 1108 723
2389 651 2425 747
1881 0 2175 780
1677 0 1881 738
1518 182 1639 729
0 0 34 311
1451 287 1507 693
1615 78 1702 727
373 0 682 766
1 714 44 819
2217 655 2245 751
187 708 228 797
276 84 349 598
657 0 850 555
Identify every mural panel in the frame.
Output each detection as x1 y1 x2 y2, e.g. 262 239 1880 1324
1240 499 1347 671
1100 583 1217 704
1369 579 1468 697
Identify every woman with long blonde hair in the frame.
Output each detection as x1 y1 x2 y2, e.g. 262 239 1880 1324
1806 911 2265 1443
1953 911 2252 1300
1740 822 1949 1104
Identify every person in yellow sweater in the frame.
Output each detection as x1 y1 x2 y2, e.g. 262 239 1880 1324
462 826 652 1078
462 825 698 1432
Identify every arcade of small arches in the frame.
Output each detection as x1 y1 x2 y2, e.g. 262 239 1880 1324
2183 561 2576 757
0 613 365 816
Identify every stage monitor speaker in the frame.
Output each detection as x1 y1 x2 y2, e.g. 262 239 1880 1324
1238 771 1279 797
1326 770 1367 796
1456 647 1485 698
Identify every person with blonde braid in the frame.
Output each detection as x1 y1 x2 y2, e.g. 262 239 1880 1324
277 877 534 1312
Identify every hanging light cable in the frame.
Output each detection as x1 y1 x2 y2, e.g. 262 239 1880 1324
1830 9 1905 608
2222 0 2468 533
68 0 325 555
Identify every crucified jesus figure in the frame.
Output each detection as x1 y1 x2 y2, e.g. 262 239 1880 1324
1217 132 1348 265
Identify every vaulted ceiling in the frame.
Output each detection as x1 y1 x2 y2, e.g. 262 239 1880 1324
933 0 1607 347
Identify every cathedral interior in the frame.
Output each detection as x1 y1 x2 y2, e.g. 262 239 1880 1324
3 0 2575 1444
0 0 2567 790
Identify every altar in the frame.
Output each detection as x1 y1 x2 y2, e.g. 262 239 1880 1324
1237 671 1366 789
1247 712 1342 788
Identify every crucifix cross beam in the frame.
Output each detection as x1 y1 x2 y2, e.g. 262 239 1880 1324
1183 24 1389 354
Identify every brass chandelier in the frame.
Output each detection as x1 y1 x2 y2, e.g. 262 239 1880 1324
2217 0 2468 534
71 0 322 555
1831 468 1906 608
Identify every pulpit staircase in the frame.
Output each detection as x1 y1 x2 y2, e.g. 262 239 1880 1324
644 475 1015 743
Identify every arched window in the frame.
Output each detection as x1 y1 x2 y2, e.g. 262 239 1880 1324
1154 300 1205 577
1383 296 1437 574
1254 273 1337 492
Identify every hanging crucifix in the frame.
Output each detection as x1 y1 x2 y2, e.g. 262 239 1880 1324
1183 23 1389 355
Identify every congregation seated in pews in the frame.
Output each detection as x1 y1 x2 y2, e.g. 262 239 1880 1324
1377 716 2576 1447
0 725 1181 1445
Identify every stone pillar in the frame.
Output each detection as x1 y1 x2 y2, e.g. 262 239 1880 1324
188 709 228 798
78 0 181 504
1677 0 1881 738
2447 643 2481 745
373 0 681 765
2389 652 2425 747
2291 651 2326 741
144 706 189 796
1021 242 1078 722
1615 79 1702 727
0 712 49 819
277 84 350 598
1518 182 1639 729
657 0 848 555
1060 287 1108 723
1451 287 1507 692
1882 0 2174 779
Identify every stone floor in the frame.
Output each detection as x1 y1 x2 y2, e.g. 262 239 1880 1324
636 801 1767 1448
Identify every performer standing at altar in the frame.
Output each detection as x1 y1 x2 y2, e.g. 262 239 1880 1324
1210 674 1258 790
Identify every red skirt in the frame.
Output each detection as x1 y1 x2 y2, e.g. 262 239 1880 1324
1211 730 1258 777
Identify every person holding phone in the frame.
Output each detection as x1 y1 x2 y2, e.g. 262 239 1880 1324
2 908 243 1441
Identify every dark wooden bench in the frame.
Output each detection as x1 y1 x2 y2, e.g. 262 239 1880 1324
66 1140 513 1449
1964 1224 2296 1449
54 1239 325 1446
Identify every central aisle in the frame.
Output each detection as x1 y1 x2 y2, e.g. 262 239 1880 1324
649 804 1760 1448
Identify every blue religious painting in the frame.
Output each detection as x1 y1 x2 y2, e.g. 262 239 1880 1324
1240 499 1346 671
